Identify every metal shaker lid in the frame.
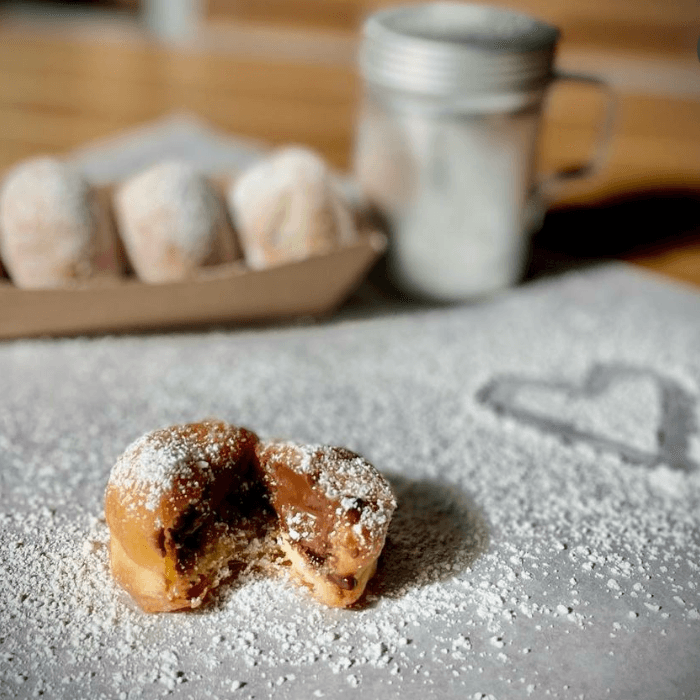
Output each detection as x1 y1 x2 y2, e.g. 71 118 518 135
360 2 559 97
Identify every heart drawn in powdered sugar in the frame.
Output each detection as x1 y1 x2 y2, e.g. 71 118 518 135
477 363 699 471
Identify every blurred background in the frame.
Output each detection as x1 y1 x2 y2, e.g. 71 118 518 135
0 0 699 287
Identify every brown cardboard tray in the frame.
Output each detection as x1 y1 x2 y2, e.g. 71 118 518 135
0 229 386 339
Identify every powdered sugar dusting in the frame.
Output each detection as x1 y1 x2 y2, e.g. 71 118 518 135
1 266 699 698
228 147 357 269
512 373 662 454
117 160 223 255
109 422 240 512
114 160 229 282
0 157 97 286
271 442 397 539
285 511 317 542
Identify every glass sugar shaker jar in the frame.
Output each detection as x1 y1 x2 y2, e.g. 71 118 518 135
354 2 615 300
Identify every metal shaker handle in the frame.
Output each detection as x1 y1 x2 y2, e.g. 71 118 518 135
539 71 618 197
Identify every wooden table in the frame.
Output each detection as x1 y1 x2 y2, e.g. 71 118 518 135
1 18 699 288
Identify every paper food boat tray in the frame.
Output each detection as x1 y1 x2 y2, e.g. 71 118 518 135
0 229 386 339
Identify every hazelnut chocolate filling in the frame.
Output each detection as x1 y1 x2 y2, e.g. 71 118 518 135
301 546 327 568
328 574 357 591
258 462 340 561
169 503 213 573
166 449 266 576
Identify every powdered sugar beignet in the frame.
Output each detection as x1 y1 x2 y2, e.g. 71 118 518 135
104 420 261 613
0 157 100 288
228 147 357 269
114 161 237 283
105 423 396 611
255 442 396 607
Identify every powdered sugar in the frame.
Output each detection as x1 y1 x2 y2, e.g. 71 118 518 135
1 265 699 699
114 160 229 282
228 147 357 269
511 373 662 454
285 511 317 542
108 422 241 512
0 157 97 287
268 443 397 541
117 160 223 255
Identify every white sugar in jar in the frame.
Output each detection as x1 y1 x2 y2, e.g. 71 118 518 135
354 3 615 300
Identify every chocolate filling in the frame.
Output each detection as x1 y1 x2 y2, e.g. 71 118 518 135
328 574 357 591
255 459 341 565
170 504 212 572
155 528 166 557
346 510 361 524
301 545 326 568
166 450 266 574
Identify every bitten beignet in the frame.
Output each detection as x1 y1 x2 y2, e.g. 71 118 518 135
105 422 396 611
255 442 396 607
104 420 261 612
